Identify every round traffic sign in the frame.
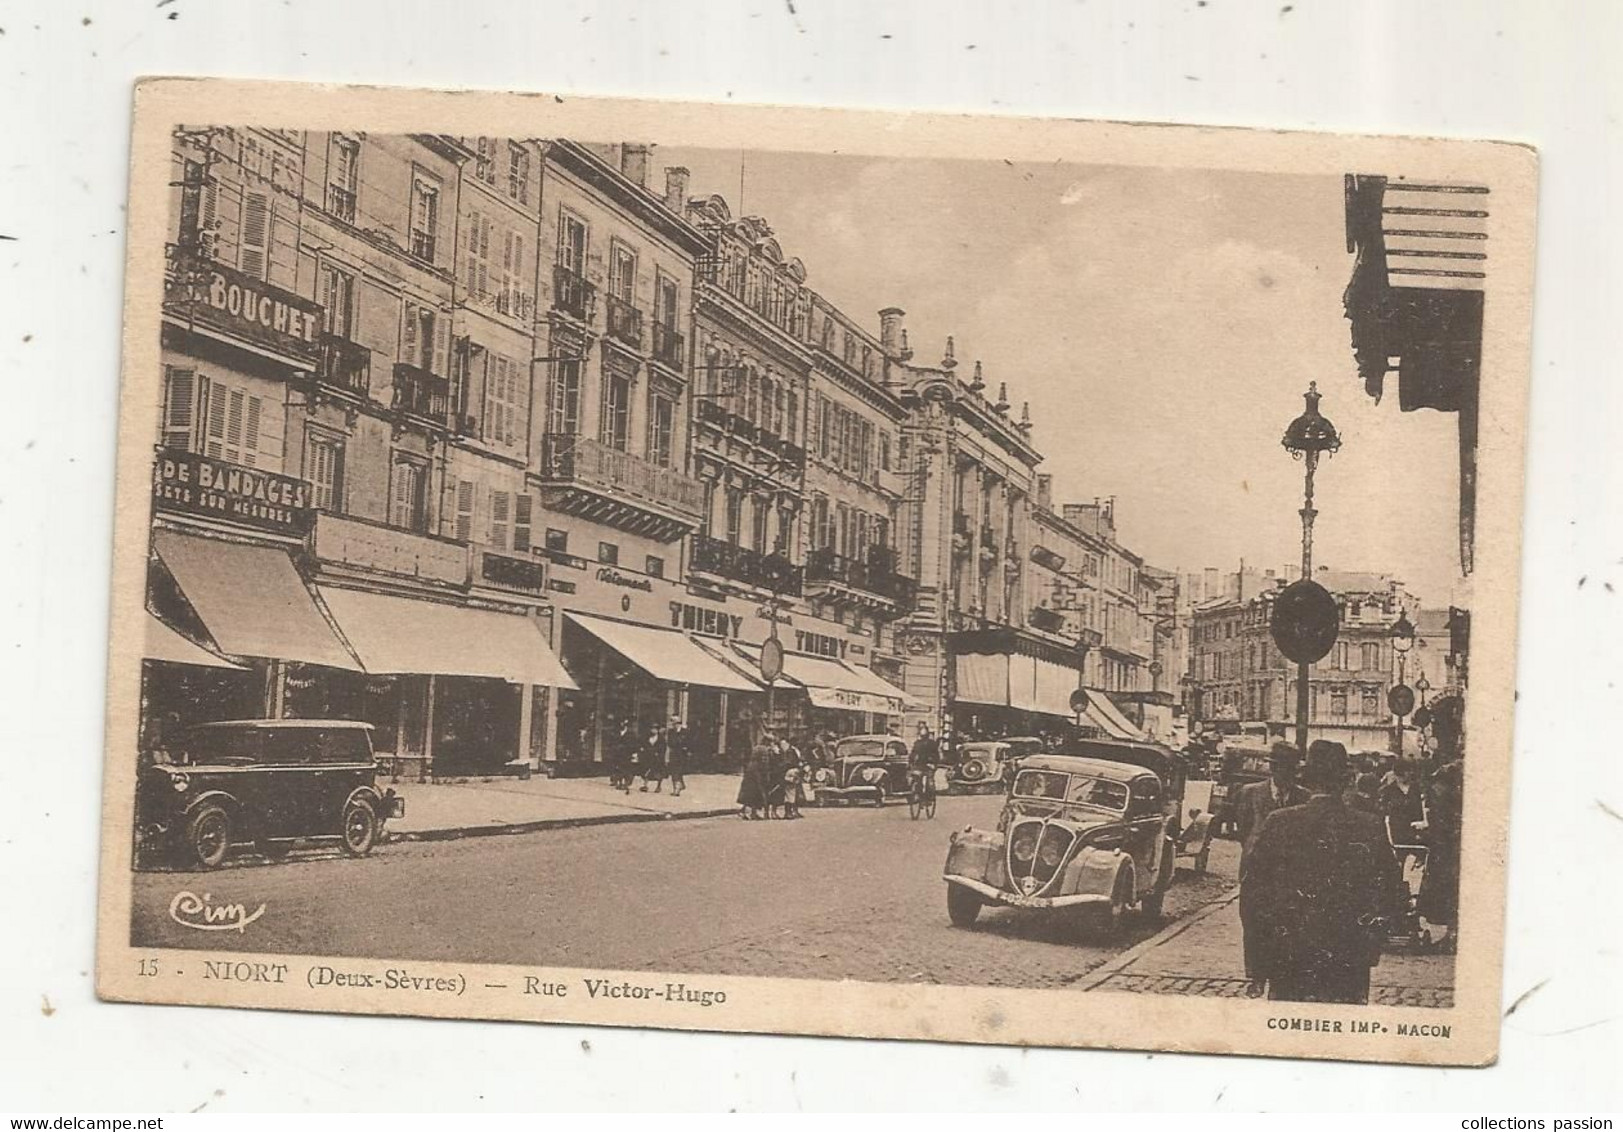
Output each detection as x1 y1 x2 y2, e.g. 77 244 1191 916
1270 580 1339 665
1387 683 1416 717
760 635 785 683
1069 687 1091 716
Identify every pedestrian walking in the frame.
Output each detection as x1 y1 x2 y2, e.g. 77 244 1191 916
607 719 636 793
1239 740 1402 1004
1235 743 1309 877
736 732 773 820
638 724 667 793
665 718 689 797
1417 758 1462 951
1379 761 1428 844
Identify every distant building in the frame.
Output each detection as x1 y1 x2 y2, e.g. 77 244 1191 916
1187 568 1438 753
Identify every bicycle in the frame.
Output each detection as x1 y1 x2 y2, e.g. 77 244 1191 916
907 766 938 821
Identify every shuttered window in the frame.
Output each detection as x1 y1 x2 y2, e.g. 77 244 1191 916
513 494 533 552
162 366 200 451
305 433 344 513
390 458 427 532
482 352 523 449
239 189 271 279
489 489 511 550
465 210 491 300
454 479 476 542
202 384 264 468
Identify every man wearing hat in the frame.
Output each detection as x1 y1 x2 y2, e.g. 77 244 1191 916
1235 742 1309 879
1239 740 1402 1003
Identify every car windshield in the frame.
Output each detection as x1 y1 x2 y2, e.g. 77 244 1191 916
173 728 258 766
1012 769 1129 812
837 740 887 759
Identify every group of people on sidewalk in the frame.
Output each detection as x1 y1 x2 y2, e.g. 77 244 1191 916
604 719 692 797
735 731 822 820
1235 738 1465 1005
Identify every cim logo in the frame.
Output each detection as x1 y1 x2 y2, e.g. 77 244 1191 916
168 890 266 934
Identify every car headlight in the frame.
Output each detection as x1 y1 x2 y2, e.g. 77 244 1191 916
169 771 190 792
1038 836 1067 867
1011 829 1038 862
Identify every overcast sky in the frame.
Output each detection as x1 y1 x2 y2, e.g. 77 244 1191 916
654 145 1466 608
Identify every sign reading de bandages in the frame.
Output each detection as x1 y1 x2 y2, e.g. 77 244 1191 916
152 449 313 536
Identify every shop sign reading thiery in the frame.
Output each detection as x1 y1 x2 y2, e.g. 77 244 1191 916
669 600 743 639
794 628 849 660
153 448 313 536
165 249 323 364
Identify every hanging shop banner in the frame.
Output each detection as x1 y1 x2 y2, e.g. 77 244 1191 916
164 251 324 365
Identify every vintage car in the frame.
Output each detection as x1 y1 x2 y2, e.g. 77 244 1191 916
810 733 912 805
951 741 1010 786
136 719 403 869
942 741 1182 936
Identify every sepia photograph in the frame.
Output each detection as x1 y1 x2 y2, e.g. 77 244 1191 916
94 78 1537 1067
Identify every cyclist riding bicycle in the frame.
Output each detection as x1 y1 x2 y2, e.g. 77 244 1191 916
908 724 940 803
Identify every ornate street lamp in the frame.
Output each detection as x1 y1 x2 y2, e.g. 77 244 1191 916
1390 607 1416 760
1278 382 1343 752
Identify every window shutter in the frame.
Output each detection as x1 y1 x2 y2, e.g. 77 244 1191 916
513 494 533 552
434 312 450 376
489 489 510 550
204 383 227 459
239 190 270 278
162 367 198 451
402 302 418 361
243 396 262 467
454 479 475 542
224 389 246 464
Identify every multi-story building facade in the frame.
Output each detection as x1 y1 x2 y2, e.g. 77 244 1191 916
1187 569 1427 751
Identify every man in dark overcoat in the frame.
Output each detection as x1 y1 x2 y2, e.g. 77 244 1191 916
1235 743 1309 878
1239 740 1402 1004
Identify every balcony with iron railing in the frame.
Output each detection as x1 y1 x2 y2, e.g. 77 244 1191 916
652 320 684 370
804 545 916 614
391 362 450 425
690 533 804 597
325 184 357 224
409 229 436 263
318 334 371 397
537 433 705 541
604 294 644 348
552 264 596 322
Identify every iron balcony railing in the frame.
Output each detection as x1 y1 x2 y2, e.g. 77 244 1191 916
409 229 436 263
539 433 705 522
690 533 804 597
552 264 596 321
604 294 644 347
326 184 357 224
804 546 916 610
652 320 684 369
391 362 450 423
319 334 371 397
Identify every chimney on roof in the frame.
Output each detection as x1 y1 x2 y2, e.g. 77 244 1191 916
879 308 907 358
663 166 690 212
620 143 650 187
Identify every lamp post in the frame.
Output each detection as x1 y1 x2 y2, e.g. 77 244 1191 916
1390 607 1416 760
1280 382 1342 753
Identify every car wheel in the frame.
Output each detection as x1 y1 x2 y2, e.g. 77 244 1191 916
340 797 379 858
958 758 986 782
946 884 983 927
872 785 886 807
186 804 232 870
1081 869 1130 939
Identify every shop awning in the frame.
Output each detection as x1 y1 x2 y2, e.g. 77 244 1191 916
144 611 246 670
1033 658 1080 718
1084 691 1146 741
731 643 908 715
319 587 576 687
566 613 762 692
152 530 360 670
955 652 1010 707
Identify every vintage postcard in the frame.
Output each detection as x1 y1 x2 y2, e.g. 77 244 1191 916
97 78 1536 1065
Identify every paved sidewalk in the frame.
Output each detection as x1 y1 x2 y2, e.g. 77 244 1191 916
385 772 743 840
1079 883 1456 1007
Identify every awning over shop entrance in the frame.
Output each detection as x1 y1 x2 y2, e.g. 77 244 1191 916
319 586 576 687
566 613 762 692
1083 692 1147 741
144 611 246 670
729 642 908 715
152 530 360 670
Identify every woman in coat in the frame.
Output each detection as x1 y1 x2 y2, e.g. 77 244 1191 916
737 734 773 819
638 724 667 793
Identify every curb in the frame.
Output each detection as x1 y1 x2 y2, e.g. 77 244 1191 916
390 805 739 844
1071 887 1241 992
